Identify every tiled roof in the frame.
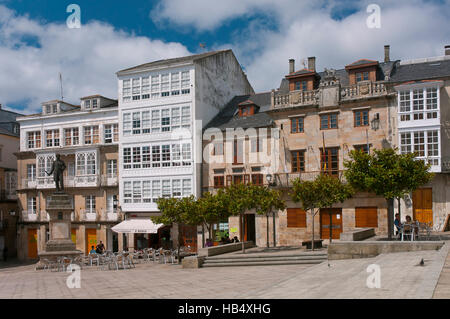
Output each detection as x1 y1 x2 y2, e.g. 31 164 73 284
0 108 22 137
205 92 273 130
286 69 316 78
117 49 231 74
390 59 450 82
346 59 378 68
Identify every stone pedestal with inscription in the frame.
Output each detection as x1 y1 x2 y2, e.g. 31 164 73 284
38 193 82 264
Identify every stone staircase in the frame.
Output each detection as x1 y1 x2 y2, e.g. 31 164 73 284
202 251 327 267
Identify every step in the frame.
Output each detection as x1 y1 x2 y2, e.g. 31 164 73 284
206 253 327 260
202 259 325 267
204 255 327 263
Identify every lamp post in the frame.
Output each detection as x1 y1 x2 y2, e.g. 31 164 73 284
266 174 277 247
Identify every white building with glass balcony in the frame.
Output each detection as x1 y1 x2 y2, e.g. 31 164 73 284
391 48 450 231
16 95 122 260
115 50 254 251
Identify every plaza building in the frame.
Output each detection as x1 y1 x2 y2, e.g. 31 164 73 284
0 105 22 260
203 45 399 246
115 50 254 252
16 96 120 260
391 45 450 231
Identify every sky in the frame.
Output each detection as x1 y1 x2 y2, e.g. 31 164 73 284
0 0 449 114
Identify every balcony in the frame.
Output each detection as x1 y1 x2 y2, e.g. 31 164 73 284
21 178 37 189
40 211 50 222
81 210 98 221
21 210 38 222
101 175 118 187
100 209 121 222
36 175 100 189
0 190 17 200
271 81 390 110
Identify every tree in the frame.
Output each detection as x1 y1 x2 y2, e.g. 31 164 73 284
344 148 434 239
253 186 286 247
151 195 198 262
290 173 353 250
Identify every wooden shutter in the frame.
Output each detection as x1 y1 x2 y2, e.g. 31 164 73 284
355 207 378 228
287 208 307 228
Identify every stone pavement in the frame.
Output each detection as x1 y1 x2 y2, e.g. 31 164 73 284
0 243 448 299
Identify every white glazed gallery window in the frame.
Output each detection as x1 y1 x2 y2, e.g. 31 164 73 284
92 98 98 109
45 129 60 148
123 181 132 203
142 181 152 202
141 77 150 99
85 195 96 213
151 75 160 99
133 181 142 203
142 111 151 133
123 113 132 136
107 159 117 178
27 131 41 149
84 126 99 145
398 87 439 122
152 180 161 202
171 72 180 95
27 196 37 214
172 179 181 197
64 127 79 146
76 152 96 175
104 124 118 143
123 148 132 169
161 73 170 97
122 79 131 102
400 130 440 166
84 100 91 109
132 112 141 135
133 147 141 168
181 71 190 94
142 146 151 168
36 155 55 178
27 164 36 181
132 78 141 101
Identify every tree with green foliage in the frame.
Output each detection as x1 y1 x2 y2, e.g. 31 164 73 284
344 148 434 239
290 173 354 250
151 195 198 262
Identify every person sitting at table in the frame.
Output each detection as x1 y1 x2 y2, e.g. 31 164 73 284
89 245 97 254
232 236 239 243
205 238 213 247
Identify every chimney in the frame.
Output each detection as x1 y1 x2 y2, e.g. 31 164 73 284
289 59 295 74
384 45 390 62
445 45 450 56
308 56 316 72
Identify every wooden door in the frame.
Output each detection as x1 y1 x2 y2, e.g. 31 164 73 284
27 229 38 259
85 229 97 255
71 229 77 244
320 208 343 240
244 214 256 243
180 225 197 252
355 207 378 228
413 188 433 225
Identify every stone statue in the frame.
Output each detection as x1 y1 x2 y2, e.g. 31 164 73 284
46 154 66 192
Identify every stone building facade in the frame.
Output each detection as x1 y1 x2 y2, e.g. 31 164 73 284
16 96 121 260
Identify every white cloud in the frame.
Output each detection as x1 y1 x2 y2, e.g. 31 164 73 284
152 0 450 91
0 5 191 114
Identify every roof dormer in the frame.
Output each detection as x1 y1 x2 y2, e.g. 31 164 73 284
345 59 379 85
285 57 318 91
238 100 259 117
42 101 59 115
80 95 117 111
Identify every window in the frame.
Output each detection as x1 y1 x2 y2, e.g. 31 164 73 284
86 153 96 175
181 71 190 94
400 132 412 154
152 180 161 202
27 164 36 181
132 112 141 135
123 148 132 169
161 109 170 132
356 71 369 82
414 132 425 157
107 160 117 177
172 179 181 197
320 113 338 130
142 181 151 202
142 111 151 133
354 110 369 127
413 89 424 120
181 106 190 128
251 174 263 185
27 196 36 214
64 128 79 146
182 179 191 196
133 181 142 202
398 87 440 122
132 78 141 101
287 208 306 228
182 143 191 165
233 139 243 164
123 182 132 203
291 117 304 133
85 195 96 213
354 144 369 154
45 129 60 147
92 99 98 109
133 147 141 168
250 135 262 153
142 146 151 168
213 142 223 156
400 130 440 165
152 110 161 133
295 81 307 91
76 152 96 175
123 113 132 136
28 131 41 149
104 124 118 143
291 150 305 173
84 126 99 144
426 88 438 119
161 145 170 167
84 100 91 109
214 176 224 188
162 179 171 198
161 73 170 97
152 146 160 168
321 147 339 175
399 91 411 121
37 155 54 178
5 171 16 195
141 77 150 99
172 144 181 166
171 72 180 95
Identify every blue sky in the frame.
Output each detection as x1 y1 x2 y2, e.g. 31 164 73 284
0 0 449 114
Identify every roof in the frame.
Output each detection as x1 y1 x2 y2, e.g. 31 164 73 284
345 59 379 69
117 49 232 74
390 59 450 83
0 108 22 137
205 92 273 130
286 69 316 78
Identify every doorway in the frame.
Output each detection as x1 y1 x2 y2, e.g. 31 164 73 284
320 208 343 240
27 229 38 259
244 214 256 243
413 188 433 225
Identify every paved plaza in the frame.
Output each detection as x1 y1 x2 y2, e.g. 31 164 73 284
0 243 449 299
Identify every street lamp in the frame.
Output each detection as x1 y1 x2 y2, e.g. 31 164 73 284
371 113 380 131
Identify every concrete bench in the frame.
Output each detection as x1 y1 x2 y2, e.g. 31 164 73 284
197 241 254 257
340 228 376 241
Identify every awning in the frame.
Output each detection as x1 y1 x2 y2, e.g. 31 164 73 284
111 219 164 234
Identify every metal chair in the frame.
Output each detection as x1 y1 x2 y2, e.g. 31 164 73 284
401 224 414 241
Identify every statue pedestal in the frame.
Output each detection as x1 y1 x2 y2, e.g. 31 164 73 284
38 193 82 266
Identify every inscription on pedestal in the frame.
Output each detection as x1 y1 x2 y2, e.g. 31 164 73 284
52 222 69 239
